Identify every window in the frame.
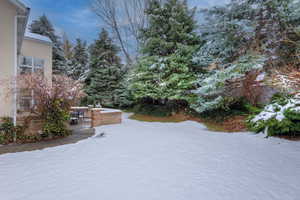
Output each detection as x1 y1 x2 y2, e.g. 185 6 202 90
19 56 45 75
18 89 34 112
34 58 45 74
18 56 45 112
34 58 44 68
20 56 32 67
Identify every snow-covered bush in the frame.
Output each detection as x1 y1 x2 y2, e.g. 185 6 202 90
247 94 300 136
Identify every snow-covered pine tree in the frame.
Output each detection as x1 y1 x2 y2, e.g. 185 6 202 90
130 0 202 105
29 15 66 74
68 38 89 81
194 0 300 69
85 29 123 107
191 0 300 114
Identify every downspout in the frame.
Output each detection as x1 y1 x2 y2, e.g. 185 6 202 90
13 16 18 127
13 15 27 142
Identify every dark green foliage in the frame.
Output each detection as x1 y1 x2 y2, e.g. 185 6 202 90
0 117 24 144
247 94 300 136
42 100 71 137
140 0 201 56
132 104 173 117
130 0 202 110
284 108 300 121
271 93 293 105
193 98 250 121
0 117 15 144
132 98 188 117
68 38 89 80
243 103 263 115
85 29 125 107
30 15 66 74
113 76 134 108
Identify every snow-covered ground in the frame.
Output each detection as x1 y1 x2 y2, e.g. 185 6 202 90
1 114 300 200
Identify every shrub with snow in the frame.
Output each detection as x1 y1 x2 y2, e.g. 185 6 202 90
247 94 300 136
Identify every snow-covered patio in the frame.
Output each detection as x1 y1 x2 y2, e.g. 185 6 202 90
1 114 300 200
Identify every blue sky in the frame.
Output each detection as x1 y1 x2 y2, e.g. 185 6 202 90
22 0 229 43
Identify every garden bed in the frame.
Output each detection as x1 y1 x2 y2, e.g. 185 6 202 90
129 112 248 132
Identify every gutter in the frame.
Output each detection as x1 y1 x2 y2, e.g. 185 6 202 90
9 0 28 12
24 36 53 46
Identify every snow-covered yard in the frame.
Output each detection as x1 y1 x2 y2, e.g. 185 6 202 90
1 114 300 200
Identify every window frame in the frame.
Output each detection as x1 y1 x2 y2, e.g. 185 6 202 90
18 89 35 112
19 56 45 75
18 56 44 112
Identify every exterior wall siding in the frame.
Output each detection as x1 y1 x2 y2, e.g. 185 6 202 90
0 0 17 118
21 38 52 81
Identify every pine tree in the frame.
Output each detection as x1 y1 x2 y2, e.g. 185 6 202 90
85 29 124 107
193 0 300 69
141 0 200 56
68 38 89 81
130 0 202 104
62 33 73 60
30 15 66 74
191 0 300 114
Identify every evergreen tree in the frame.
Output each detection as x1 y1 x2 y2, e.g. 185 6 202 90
85 29 124 107
68 38 89 81
30 15 66 74
62 33 73 60
130 0 202 104
191 0 300 114
193 0 300 69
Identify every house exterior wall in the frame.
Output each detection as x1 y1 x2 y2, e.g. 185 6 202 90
0 0 17 118
21 38 53 81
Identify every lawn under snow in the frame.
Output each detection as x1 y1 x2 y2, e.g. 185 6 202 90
1 114 300 200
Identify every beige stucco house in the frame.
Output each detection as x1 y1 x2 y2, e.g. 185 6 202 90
0 0 52 124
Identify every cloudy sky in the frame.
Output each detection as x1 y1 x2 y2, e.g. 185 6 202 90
22 0 229 43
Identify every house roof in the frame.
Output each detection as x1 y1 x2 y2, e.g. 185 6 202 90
24 31 53 45
9 0 28 12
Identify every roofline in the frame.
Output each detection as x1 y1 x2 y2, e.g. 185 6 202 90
24 36 53 46
9 0 28 12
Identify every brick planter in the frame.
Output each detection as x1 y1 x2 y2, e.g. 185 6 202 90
91 108 122 127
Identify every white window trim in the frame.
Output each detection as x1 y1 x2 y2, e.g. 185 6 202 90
18 56 44 112
19 56 45 74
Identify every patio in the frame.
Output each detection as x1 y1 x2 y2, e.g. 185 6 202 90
70 107 122 128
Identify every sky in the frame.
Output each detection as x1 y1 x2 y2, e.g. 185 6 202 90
21 0 229 44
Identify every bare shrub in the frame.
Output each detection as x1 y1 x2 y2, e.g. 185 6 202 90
15 74 85 137
241 70 264 106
